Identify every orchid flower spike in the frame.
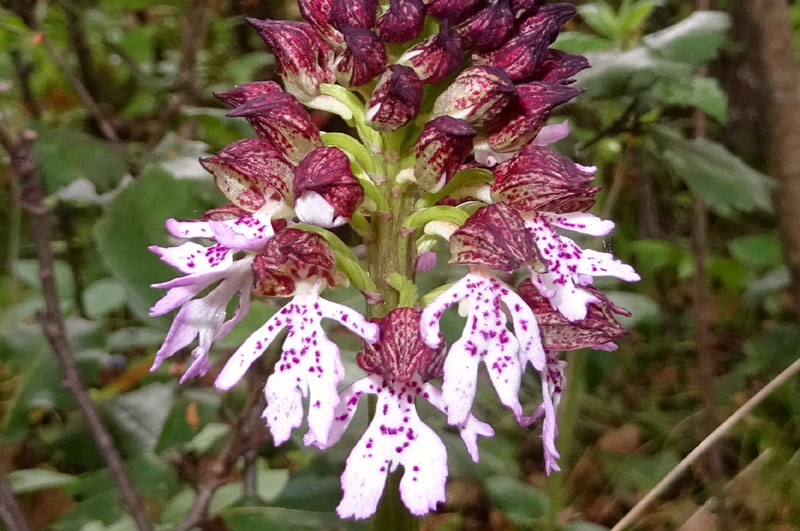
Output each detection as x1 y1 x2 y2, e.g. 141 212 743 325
305 308 494 519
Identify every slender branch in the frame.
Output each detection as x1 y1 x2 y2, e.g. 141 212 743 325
0 462 30 531
10 49 40 118
610 355 800 531
0 123 152 531
176 383 268 531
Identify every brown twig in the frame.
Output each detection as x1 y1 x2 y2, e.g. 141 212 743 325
0 122 153 531
176 388 267 531
10 49 40 118
0 462 30 531
611 355 800 530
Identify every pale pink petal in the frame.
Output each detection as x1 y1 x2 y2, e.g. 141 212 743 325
542 211 615 237
318 298 380 343
531 120 571 146
337 379 447 519
501 287 545 371
181 346 213 383
423 383 494 462
215 280 252 339
165 218 213 239
541 375 561 475
304 376 378 449
264 374 305 445
149 283 207 317
420 276 470 348
416 251 437 273
214 308 288 390
574 248 641 282
150 242 233 275
151 302 201 370
483 329 523 421
209 214 275 251
441 332 482 425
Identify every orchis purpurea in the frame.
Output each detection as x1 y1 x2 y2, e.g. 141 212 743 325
150 0 640 523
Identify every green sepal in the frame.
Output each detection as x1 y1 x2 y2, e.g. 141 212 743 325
387 273 418 308
403 206 469 230
417 168 494 208
321 132 380 174
320 84 383 152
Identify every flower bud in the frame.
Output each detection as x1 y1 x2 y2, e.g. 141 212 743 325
415 116 476 192
518 280 629 351
398 21 462 84
253 228 342 296
455 0 514 52
200 138 294 213
510 0 544 19
294 147 364 227
531 49 589 84
358 308 445 383
248 18 334 101
521 2 577 29
227 91 323 165
487 82 583 152
433 66 516 127
449 202 540 271
425 0 484 23
335 26 387 88
214 81 282 107
298 0 343 48
331 0 379 30
472 15 558 81
376 0 427 44
491 145 600 213
366 65 423 132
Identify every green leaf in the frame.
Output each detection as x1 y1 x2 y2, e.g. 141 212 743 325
553 32 614 54
578 47 690 97
82 278 128 318
619 0 661 35
13 258 75 299
321 132 380 174
643 11 730 66
729 234 784 268
8 468 78 494
101 382 175 455
653 127 774 214
605 291 661 327
220 507 347 531
578 3 621 42
156 388 223 452
603 451 680 491
655 77 728 124
33 126 128 194
484 476 548 525
94 166 214 322
387 273 418 307
184 422 230 454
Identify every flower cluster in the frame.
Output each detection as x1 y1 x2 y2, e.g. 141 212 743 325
150 0 639 520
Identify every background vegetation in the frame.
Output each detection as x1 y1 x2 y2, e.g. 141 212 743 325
1 0 799 529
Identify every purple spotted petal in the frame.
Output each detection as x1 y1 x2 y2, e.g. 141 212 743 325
248 18 334 101
455 0 514 52
227 91 322 165
433 66 516 127
487 83 584 153
376 0 426 44
449 203 539 272
366 65 423 132
415 116 476 192
331 0 379 30
294 146 364 225
150 242 233 276
200 138 294 212
398 21 462 84
335 27 387 88
492 145 599 213
519 351 565 474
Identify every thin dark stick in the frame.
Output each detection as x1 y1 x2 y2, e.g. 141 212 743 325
176 389 267 531
0 123 152 531
0 462 30 531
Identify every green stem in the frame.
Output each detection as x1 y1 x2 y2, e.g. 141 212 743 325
547 351 587 530
365 141 419 531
